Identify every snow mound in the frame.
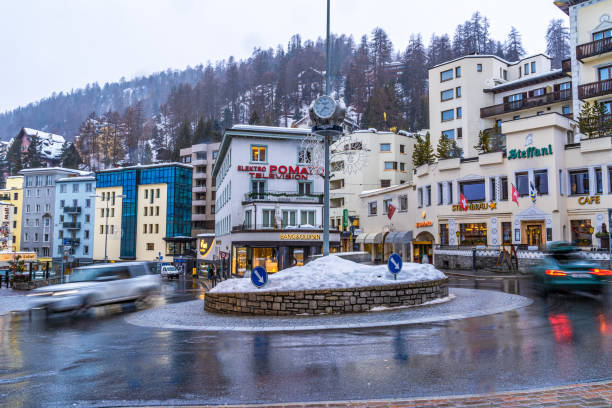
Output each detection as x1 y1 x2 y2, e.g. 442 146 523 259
210 255 447 293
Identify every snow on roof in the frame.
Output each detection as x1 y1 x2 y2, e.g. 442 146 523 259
56 175 95 182
487 69 564 92
360 183 412 197
22 128 65 159
96 162 192 173
231 124 310 135
18 167 88 175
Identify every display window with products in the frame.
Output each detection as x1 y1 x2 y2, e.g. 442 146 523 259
439 224 449 245
459 223 487 246
571 220 593 247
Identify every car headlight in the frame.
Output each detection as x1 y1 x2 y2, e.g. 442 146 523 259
27 292 53 297
52 290 79 296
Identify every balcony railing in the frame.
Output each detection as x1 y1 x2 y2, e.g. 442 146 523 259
64 238 80 246
480 90 572 118
232 223 323 233
63 206 81 214
578 79 612 100
63 222 81 229
577 37 612 60
243 191 323 204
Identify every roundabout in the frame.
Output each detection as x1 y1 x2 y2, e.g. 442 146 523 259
125 287 533 332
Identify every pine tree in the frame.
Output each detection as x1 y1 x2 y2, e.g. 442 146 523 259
248 109 261 125
60 142 83 169
6 135 23 176
437 135 463 159
474 130 491 153
361 82 401 130
578 101 598 138
369 27 393 87
24 135 42 168
173 121 192 161
505 27 526 61
400 34 428 130
142 143 153 164
193 117 207 144
412 132 435 167
546 19 570 69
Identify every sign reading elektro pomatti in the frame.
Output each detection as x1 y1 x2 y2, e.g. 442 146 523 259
237 165 314 180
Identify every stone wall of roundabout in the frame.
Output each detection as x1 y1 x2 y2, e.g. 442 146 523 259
204 278 449 316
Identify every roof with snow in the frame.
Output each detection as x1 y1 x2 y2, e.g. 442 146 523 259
56 175 96 183
96 162 192 174
19 127 66 160
484 69 566 93
430 53 550 71
18 167 87 176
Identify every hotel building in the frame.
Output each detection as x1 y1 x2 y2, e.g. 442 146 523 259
179 142 220 236
93 163 193 269
212 125 340 276
356 0 612 265
52 174 96 270
329 129 419 251
0 176 23 251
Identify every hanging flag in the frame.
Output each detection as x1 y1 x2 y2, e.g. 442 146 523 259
459 193 468 211
530 181 537 204
511 184 520 206
387 204 396 220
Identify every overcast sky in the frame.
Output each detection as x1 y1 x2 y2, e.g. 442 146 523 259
0 0 567 113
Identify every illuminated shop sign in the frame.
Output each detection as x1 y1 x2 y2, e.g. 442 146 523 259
416 221 433 228
280 233 321 240
578 195 601 205
237 165 314 180
452 202 497 212
508 145 553 160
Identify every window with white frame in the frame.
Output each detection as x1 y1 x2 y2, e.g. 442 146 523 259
300 210 315 226
282 210 297 227
399 195 408 211
262 209 275 228
368 201 377 216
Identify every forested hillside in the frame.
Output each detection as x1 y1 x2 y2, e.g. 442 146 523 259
0 13 570 171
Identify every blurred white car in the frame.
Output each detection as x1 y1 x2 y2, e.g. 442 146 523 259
160 265 180 279
28 262 159 314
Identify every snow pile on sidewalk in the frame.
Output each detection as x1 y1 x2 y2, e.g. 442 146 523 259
210 255 446 293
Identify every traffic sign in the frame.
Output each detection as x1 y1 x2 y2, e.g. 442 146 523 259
251 266 268 288
387 253 402 276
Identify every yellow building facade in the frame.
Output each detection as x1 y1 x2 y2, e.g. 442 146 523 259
135 184 168 261
93 187 124 262
2 176 23 252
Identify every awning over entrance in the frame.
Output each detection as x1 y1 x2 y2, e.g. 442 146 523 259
385 231 413 244
364 233 383 244
355 233 368 244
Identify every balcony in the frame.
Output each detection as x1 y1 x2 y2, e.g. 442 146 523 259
562 58 571 74
578 79 612 100
63 222 81 230
576 37 612 61
480 90 572 118
243 191 323 204
64 238 80 246
63 206 81 214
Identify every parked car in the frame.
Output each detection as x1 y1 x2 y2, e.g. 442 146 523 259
28 262 159 314
530 242 612 296
160 265 180 279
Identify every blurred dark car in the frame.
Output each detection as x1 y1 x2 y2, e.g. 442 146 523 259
530 242 612 296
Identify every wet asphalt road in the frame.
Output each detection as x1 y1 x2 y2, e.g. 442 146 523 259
1 276 611 407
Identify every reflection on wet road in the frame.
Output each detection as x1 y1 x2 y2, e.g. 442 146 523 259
1 276 611 407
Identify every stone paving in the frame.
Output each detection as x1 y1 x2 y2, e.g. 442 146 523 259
125 288 532 332
182 380 612 407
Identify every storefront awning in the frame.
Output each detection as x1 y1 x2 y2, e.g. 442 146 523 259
385 231 413 244
355 233 368 244
364 233 383 244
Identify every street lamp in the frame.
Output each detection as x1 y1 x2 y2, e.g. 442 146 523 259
91 194 125 263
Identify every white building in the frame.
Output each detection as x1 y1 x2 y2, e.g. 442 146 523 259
212 125 340 276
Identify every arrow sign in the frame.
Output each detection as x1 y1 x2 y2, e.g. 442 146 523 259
387 253 402 277
251 266 268 288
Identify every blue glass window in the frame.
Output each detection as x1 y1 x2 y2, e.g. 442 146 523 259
460 180 485 202
441 89 454 101
440 69 453 82
441 109 454 121
442 129 455 139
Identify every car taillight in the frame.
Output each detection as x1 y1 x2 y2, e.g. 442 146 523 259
590 268 612 276
545 269 567 277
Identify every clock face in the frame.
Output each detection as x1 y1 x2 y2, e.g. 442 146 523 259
313 96 336 119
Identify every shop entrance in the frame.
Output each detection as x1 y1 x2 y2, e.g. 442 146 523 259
522 221 545 248
413 232 434 264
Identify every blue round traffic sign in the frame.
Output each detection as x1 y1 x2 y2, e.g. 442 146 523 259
387 253 402 275
251 266 268 288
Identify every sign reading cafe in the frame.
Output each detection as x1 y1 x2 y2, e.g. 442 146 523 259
508 144 553 160
237 165 313 180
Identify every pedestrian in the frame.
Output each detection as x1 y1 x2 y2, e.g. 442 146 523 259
421 253 429 264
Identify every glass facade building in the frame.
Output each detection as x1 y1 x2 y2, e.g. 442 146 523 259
96 164 192 259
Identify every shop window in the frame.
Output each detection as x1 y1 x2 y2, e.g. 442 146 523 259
368 201 377 216
262 210 275 228
439 224 449 246
596 168 603 194
399 195 408 211
459 223 487 246
300 210 315 226
502 222 512 244
515 172 529 196
534 170 548 195
282 210 297 227
253 248 278 273
569 169 589 195
571 220 593 247
459 180 485 202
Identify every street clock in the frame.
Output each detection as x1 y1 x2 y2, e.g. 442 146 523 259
309 95 346 127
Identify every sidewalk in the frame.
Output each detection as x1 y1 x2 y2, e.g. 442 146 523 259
197 380 612 407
